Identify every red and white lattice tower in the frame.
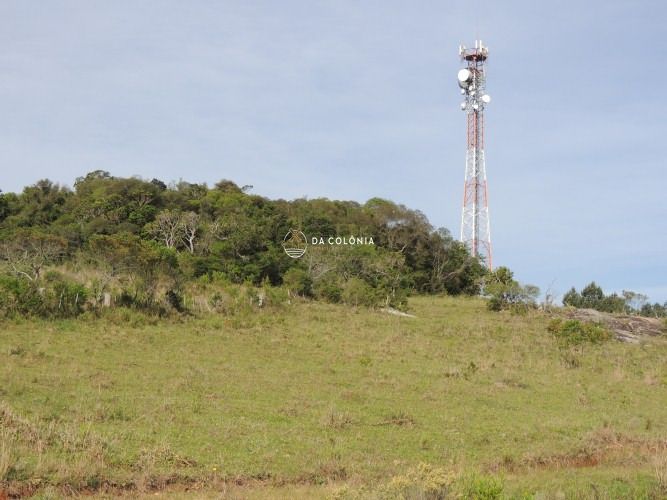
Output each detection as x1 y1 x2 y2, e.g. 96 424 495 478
458 40 492 269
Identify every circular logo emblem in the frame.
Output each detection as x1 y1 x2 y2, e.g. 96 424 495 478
282 229 307 259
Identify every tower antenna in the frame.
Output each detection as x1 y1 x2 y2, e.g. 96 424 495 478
457 40 492 269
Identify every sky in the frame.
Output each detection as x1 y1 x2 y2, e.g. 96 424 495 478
0 1 665 302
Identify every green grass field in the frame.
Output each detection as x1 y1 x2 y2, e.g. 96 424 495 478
1 296 666 498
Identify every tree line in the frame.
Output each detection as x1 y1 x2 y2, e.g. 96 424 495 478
0 171 487 318
563 282 666 318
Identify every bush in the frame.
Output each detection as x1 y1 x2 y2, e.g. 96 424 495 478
487 296 503 312
313 275 343 303
460 474 504 499
548 318 612 346
382 463 455 500
45 273 88 317
563 282 656 315
0 274 87 319
484 267 539 312
282 267 312 297
341 278 379 307
261 282 289 308
165 289 186 313
0 276 40 317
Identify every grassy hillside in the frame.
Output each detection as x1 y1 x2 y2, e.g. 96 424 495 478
1 296 666 498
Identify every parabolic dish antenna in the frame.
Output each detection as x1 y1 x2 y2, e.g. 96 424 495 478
457 69 472 83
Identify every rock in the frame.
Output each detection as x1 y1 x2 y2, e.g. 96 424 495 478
559 308 665 343
380 307 416 318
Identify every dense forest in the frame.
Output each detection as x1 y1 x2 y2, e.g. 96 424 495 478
0 171 488 318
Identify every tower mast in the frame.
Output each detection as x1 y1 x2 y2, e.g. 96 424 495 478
458 40 492 269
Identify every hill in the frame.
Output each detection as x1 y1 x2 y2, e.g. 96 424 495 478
1 296 666 498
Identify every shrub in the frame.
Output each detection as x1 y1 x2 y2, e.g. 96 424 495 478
484 267 539 312
562 282 655 315
45 273 88 317
282 267 312 297
460 474 504 499
0 274 87 319
262 285 289 307
165 289 186 313
548 318 612 346
313 275 343 303
0 276 41 318
382 463 455 500
208 291 229 313
341 278 379 307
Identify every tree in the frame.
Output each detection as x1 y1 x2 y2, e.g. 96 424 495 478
0 190 10 223
563 287 582 308
1 180 71 227
282 267 312 297
564 283 627 314
146 210 184 249
622 290 648 312
70 174 162 233
640 302 667 318
151 178 167 191
86 233 175 306
581 282 604 306
1 172 532 311
87 233 150 280
484 267 539 312
180 212 200 253
342 277 378 307
0 229 66 281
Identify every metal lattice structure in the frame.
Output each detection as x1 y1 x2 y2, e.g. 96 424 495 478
458 40 492 270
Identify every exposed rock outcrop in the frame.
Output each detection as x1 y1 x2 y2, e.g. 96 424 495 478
559 308 665 343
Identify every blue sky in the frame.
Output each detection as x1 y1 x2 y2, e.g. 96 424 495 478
1 1 665 301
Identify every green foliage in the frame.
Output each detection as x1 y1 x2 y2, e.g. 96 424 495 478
460 474 504 499
0 172 493 315
547 318 612 346
83 232 182 312
44 272 88 318
313 274 343 303
0 273 87 319
0 190 11 223
563 282 665 317
2 180 70 227
0 275 42 317
484 267 539 312
562 282 624 313
282 267 312 297
165 289 186 313
0 228 67 281
341 277 379 307
71 171 163 235
640 301 667 318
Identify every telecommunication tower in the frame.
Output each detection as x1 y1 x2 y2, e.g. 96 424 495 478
458 40 492 269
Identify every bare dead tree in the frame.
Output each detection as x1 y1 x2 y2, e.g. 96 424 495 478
180 212 200 253
147 210 184 249
0 231 66 281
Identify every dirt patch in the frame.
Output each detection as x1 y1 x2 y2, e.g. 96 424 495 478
489 428 667 474
0 467 349 498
